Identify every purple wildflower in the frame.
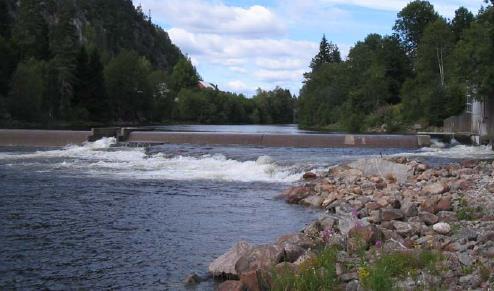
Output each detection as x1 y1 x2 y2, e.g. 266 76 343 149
320 227 334 243
375 240 382 249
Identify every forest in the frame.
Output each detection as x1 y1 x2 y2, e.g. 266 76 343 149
298 0 494 132
1 0 493 131
0 0 295 126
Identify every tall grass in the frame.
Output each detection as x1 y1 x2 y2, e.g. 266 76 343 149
271 246 339 291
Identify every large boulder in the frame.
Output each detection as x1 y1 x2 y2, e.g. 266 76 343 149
381 208 404 221
348 158 411 184
301 195 324 208
423 182 449 195
276 233 316 250
282 186 311 204
218 280 244 291
209 241 253 278
347 225 383 254
235 244 284 274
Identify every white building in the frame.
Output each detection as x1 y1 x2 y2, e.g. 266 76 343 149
444 97 494 145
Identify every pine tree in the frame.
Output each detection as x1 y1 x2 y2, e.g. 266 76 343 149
12 0 50 60
86 48 109 121
50 0 80 119
309 35 341 72
451 7 474 41
0 0 12 38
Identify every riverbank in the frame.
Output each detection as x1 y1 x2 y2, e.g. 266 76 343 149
209 157 494 290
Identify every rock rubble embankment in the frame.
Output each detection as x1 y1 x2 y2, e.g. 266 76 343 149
209 157 494 290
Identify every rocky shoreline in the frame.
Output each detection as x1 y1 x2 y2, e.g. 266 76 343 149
205 157 494 290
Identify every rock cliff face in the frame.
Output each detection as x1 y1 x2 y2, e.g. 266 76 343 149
5 0 183 72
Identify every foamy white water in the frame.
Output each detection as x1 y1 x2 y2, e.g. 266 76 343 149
0 138 302 183
396 144 493 159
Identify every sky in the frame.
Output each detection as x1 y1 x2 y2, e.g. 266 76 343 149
134 0 485 96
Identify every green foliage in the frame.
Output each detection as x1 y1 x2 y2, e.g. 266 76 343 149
12 0 50 60
456 197 484 220
309 35 341 72
451 7 474 41
252 87 295 124
0 0 14 38
104 50 154 121
271 246 339 291
169 58 200 93
298 2 494 132
298 34 410 132
0 35 17 98
454 7 494 101
361 250 444 290
174 87 295 125
393 0 439 57
8 59 46 121
73 47 109 121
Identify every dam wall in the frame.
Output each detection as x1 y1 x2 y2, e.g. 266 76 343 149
127 131 431 148
0 129 431 148
0 129 91 147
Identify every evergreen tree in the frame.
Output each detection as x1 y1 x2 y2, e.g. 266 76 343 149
0 0 13 38
87 48 109 120
454 5 494 101
49 0 80 119
12 0 50 60
0 36 17 99
8 59 45 121
73 46 90 111
451 7 474 41
309 35 341 72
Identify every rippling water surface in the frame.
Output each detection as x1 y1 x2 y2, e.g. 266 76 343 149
0 131 491 290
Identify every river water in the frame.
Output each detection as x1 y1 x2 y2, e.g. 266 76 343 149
0 126 492 290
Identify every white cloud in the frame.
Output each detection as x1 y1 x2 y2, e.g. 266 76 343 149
230 66 248 73
166 26 317 94
255 58 306 71
318 0 481 16
168 28 317 60
226 80 249 91
139 0 285 37
136 0 484 96
255 69 306 83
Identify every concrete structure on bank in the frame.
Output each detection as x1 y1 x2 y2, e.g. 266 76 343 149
444 98 494 145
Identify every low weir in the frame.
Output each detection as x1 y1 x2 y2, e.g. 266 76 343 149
0 128 431 148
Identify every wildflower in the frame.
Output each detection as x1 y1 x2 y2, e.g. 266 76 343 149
351 208 358 219
358 266 370 281
320 227 334 243
375 240 382 249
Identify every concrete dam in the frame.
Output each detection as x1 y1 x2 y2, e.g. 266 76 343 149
0 128 431 148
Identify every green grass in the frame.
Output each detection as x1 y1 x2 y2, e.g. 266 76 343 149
270 246 445 291
271 246 340 291
456 197 483 220
360 250 444 291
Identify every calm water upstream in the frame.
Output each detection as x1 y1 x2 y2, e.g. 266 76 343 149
1 126 492 290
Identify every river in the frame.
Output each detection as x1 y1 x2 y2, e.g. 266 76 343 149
0 125 492 290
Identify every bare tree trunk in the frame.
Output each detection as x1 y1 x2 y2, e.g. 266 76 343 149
437 47 445 87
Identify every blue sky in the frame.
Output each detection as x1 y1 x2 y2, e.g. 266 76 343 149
135 0 485 96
